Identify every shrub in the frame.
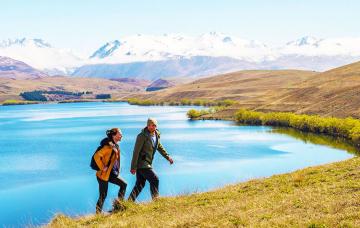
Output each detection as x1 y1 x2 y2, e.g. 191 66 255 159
235 108 360 146
217 99 238 107
180 99 192 105
187 109 203 119
96 94 111 99
20 91 47 101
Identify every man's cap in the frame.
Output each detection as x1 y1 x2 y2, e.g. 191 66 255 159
147 118 158 126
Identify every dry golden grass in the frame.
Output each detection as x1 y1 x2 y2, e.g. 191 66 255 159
128 61 360 118
48 157 360 227
128 69 317 104
0 76 146 103
273 61 360 118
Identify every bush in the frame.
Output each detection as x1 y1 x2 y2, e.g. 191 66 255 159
187 109 204 119
235 109 360 146
2 100 39 105
96 94 111 99
180 99 192 105
127 98 157 106
20 91 47 101
217 99 238 107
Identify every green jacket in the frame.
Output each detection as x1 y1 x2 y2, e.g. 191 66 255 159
131 127 170 170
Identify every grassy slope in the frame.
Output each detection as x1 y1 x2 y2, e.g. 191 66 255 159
0 76 146 103
49 157 360 227
129 61 360 118
128 69 318 104
272 61 360 118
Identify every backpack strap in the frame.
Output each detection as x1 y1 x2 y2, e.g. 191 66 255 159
106 146 116 168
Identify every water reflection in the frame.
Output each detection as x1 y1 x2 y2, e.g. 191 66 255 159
269 127 360 155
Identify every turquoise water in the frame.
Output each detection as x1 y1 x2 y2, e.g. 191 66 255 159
0 102 354 226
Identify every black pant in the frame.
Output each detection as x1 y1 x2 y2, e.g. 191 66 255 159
128 168 159 201
96 174 127 213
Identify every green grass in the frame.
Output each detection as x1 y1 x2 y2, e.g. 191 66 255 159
48 157 360 227
235 109 360 147
185 108 360 147
187 106 226 119
270 127 359 155
127 98 238 107
1 99 39 105
58 99 95 103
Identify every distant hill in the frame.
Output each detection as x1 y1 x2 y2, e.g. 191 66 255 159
128 60 360 118
71 56 256 80
0 56 47 79
130 69 318 103
269 60 360 118
110 78 151 87
0 76 146 103
146 79 176 91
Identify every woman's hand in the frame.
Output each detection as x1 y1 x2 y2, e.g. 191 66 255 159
103 166 108 172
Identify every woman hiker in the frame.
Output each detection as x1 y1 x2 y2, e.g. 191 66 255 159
93 128 127 213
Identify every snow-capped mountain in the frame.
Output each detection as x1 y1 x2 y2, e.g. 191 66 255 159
90 40 121 59
0 56 47 78
280 36 360 56
0 38 52 48
0 38 85 75
1 34 360 79
286 36 321 47
88 32 271 64
72 56 258 80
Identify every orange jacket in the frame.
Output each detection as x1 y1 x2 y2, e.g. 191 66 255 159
94 143 119 181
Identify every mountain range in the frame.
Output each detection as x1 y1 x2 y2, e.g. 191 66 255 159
0 56 47 79
1 33 360 79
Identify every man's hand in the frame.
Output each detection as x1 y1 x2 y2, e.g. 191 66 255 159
168 157 174 165
130 169 136 175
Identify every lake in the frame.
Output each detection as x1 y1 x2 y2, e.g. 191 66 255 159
0 102 356 227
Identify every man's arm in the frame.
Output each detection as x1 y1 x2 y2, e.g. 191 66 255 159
131 134 145 171
157 141 173 164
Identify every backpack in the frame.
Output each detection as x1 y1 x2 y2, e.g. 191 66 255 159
90 144 115 171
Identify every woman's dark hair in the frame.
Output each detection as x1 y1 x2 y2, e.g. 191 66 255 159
106 128 120 139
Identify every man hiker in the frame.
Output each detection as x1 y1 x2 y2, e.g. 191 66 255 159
128 118 173 201
93 128 127 213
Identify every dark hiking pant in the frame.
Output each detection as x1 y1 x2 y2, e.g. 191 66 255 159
96 174 127 213
128 168 159 201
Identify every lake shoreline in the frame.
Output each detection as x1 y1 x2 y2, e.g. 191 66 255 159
2 102 358 227
49 156 360 227
43 103 359 227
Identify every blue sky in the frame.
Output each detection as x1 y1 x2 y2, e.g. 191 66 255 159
1 0 359 51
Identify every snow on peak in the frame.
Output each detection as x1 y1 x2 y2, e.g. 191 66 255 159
1 34 360 75
222 36 233 43
281 36 360 56
90 40 121 59
286 36 321 47
89 33 270 64
0 37 85 74
0 38 52 48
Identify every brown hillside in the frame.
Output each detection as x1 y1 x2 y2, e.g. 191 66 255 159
127 70 319 117
127 61 360 118
263 61 360 118
0 76 145 102
129 70 317 102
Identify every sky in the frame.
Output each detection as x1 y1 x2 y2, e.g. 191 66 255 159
1 0 359 52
